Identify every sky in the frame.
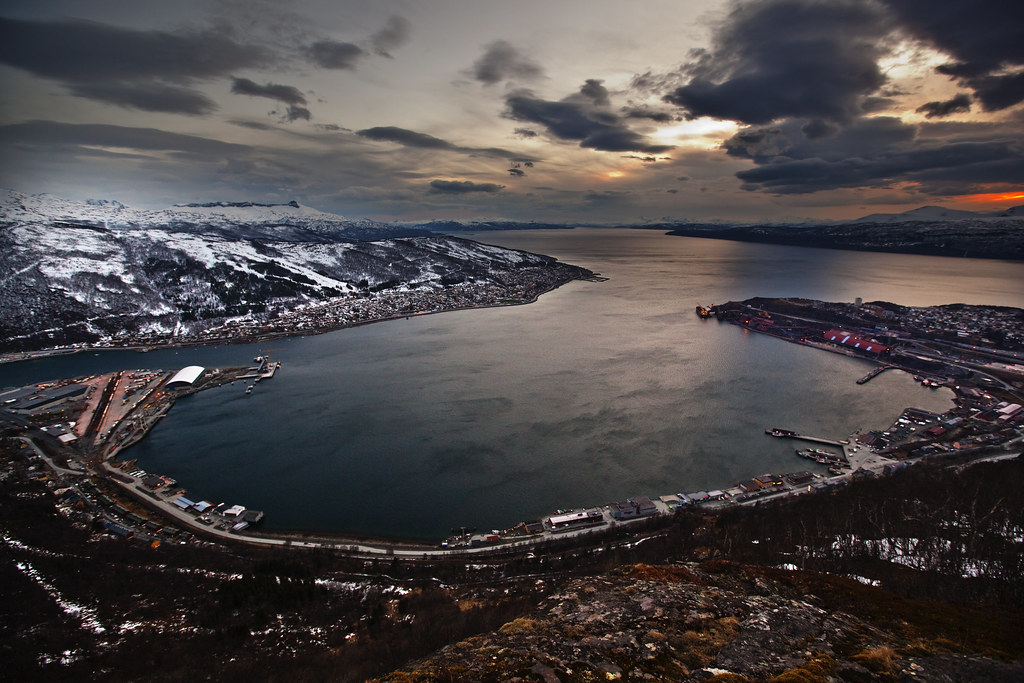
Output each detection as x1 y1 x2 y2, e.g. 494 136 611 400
1 0 1022 223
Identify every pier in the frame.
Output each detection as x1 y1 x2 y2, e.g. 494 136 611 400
856 365 892 384
765 428 848 446
238 355 280 380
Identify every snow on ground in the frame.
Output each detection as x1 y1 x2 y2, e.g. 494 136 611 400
13 559 107 634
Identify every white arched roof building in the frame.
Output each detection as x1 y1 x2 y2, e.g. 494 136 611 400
167 365 205 389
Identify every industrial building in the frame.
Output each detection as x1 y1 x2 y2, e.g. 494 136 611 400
547 508 604 532
167 366 205 389
824 330 889 355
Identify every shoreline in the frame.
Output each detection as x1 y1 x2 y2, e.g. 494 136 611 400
0 266 594 367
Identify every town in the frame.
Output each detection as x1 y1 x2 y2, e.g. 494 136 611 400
2 297 1021 556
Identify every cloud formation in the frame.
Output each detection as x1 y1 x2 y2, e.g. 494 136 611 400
429 180 505 194
916 94 972 119
0 17 265 115
356 126 533 160
723 117 1024 194
231 78 311 122
880 0 1024 111
307 40 366 70
471 41 544 85
662 0 889 125
505 89 673 154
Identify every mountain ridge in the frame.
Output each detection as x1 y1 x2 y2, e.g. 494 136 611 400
851 203 1024 223
0 190 590 353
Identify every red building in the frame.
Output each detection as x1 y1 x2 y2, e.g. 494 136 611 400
824 329 889 355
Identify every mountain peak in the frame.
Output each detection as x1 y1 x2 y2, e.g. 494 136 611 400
854 205 988 223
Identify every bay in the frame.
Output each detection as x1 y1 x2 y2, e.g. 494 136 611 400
3 230 1021 540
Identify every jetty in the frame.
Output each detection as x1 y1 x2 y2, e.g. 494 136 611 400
856 365 892 385
765 428 848 446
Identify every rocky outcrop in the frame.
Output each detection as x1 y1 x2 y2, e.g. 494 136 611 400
377 562 1024 682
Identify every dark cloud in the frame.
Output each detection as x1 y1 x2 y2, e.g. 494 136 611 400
471 40 544 85
68 82 216 116
860 96 896 114
0 120 248 157
358 126 454 150
623 107 677 123
508 167 526 177
229 120 276 131
723 117 1024 194
429 180 505 194
580 79 610 106
281 106 312 122
801 119 838 139
513 128 538 138
356 126 535 161
505 89 674 154
662 0 889 125
967 73 1024 112
231 78 311 121
307 40 366 70
916 93 972 118
371 15 412 58
0 16 266 115
879 0 1024 111
725 117 914 163
231 78 306 105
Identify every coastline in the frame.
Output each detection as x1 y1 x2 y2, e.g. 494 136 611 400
0 264 595 366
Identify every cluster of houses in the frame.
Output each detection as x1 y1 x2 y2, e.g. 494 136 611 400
539 470 832 536
898 304 1024 349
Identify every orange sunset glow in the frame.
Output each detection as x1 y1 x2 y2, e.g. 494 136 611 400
960 191 1024 205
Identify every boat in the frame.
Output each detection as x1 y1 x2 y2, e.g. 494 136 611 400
695 305 712 318
766 428 796 438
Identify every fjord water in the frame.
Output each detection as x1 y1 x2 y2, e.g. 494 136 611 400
4 230 1022 539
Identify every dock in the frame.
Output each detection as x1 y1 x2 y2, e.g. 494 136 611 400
856 365 892 385
765 428 848 446
238 356 280 381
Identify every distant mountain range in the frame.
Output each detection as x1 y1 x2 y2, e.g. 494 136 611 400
661 203 1024 260
851 204 1024 223
0 190 580 352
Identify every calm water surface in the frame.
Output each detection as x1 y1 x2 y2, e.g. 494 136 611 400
3 231 1021 539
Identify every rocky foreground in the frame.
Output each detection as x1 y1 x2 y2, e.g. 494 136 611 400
378 561 1024 682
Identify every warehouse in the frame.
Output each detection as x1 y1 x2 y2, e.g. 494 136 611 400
167 366 205 389
823 330 889 355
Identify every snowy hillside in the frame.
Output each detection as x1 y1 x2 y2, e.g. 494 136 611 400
0 189 427 242
0 191 585 352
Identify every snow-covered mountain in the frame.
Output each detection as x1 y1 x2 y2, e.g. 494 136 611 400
1 189 428 242
852 204 1024 223
0 191 583 352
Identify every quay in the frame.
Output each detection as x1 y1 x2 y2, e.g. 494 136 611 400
765 428 848 446
238 355 280 380
856 365 892 384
